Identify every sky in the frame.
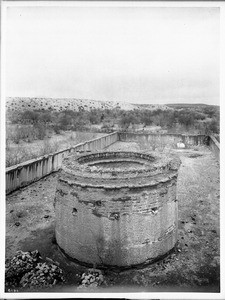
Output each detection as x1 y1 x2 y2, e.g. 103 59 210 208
5 5 220 105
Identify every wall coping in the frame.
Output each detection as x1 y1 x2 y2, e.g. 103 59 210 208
6 132 218 174
119 132 206 137
209 135 220 150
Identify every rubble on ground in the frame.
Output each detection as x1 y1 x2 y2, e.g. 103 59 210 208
5 250 64 291
77 268 104 290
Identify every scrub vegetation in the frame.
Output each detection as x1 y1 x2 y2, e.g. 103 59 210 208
6 102 219 167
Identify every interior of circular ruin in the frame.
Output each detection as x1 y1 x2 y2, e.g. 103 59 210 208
77 151 155 162
65 151 157 172
89 159 145 169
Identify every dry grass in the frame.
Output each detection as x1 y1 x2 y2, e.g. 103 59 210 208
6 130 104 167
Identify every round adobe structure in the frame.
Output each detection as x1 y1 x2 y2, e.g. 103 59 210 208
54 151 181 267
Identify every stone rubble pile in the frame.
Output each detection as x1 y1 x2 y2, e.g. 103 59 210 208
77 268 104 290
20 261 64 288
5 250 64 290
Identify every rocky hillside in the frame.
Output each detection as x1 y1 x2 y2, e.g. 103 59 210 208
6 97 172 112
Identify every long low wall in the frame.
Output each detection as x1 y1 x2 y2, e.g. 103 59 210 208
6 131 219 194
209 135 220 161
6 132 119 195
118 132 206 147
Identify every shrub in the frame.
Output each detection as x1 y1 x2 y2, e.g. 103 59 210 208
38 139 60 156
34 123 47 140
10 126 28 144
9 125 38 144
20 110 39 124
206 118 219 134
177 110 195 128
52 124 61 134
6 145 30 167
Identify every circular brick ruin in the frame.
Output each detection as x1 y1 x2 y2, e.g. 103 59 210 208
54 151 181 267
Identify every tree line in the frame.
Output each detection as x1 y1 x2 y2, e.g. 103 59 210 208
8 105 220 137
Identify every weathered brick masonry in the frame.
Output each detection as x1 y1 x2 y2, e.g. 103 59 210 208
55 151 181 267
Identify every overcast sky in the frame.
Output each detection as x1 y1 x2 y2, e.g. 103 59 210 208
5 6 220 105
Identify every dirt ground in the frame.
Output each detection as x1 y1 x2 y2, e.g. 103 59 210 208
5 141 220 293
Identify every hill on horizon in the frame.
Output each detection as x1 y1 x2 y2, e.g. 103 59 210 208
166 103 219 108
6 97 172 113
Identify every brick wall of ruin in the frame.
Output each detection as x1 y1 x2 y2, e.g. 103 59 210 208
55 151 181 267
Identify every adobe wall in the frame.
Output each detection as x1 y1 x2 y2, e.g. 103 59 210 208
209 135 220 161
55 151 181 267
6 132 218 195
118 132 206 148
6 132 119 194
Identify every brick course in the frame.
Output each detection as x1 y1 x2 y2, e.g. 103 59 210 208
55 151 181 267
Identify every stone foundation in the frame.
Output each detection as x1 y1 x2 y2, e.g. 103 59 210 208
54 151 181 267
